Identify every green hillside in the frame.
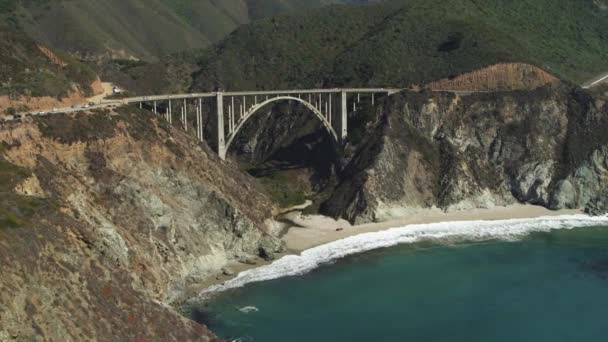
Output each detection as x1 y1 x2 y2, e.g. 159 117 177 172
245 0 381 19
1 0 372 61
11 0 221 61
192 0 608 90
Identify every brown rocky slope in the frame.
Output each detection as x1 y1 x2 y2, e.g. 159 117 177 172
0 108 283 341
425 63 560 92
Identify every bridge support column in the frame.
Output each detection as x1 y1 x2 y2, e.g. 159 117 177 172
181 107 185 128
198 98 203 142
168 100 172 124
340 91 348 140
216 92 227 160
183 99 187 131
329 94 332 125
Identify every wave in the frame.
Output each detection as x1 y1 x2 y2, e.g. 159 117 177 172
238 306 259 313
200 215 608 296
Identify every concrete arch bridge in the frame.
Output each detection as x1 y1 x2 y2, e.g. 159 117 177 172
117 89 401 159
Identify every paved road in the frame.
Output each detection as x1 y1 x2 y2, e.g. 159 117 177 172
582 72 608 89
2 77 606 124
0 101 121 123
115 88 403 105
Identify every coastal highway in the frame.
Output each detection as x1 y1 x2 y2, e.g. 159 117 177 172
582 72 608 89
2 76 607 123
0 88 402 122
0 100 122 122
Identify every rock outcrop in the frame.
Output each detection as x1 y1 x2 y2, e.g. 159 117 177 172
0 108 282 341
586 190 608 216
322 85 608 223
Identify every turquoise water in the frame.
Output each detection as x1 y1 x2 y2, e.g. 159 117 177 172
201 225 608 341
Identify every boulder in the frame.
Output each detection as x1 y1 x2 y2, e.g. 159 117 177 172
221 267 235 276
585 191 608 216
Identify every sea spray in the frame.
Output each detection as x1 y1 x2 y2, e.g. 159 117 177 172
200 215 608 296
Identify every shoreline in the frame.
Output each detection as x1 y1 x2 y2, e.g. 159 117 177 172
282 204 582 253
187 204 582 300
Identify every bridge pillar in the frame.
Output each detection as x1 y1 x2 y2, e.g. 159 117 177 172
216 92 227 160
198 98 203 142
183 99 188 131
168 100 172 124
340 91 348 140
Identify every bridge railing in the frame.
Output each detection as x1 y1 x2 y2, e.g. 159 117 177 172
112 88 402 105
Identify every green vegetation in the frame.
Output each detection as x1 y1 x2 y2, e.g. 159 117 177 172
0 0 17 13
110 59 149 71
7 0 210 60
102 54 198 95
246 0 369 20
193 4 394 90
2 0 364 61
193 0 608 90
245 165 310 207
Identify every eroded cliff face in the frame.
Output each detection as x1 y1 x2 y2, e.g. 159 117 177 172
322 85 608 223
0 109 282 341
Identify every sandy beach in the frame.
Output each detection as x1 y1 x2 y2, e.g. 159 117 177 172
191 204 583 297
281 204 582 252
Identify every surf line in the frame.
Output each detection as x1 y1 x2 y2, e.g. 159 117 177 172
199 215 608 296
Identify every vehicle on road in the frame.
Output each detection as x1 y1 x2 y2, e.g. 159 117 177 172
51 108 58 113
82 103 90 109
70 105 77 109
38 111 46 115
14 114 22 119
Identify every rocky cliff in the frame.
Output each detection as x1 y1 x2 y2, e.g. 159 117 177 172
322 85 608 223
0 108 282 341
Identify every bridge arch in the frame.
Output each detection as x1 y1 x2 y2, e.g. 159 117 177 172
221 95 339 159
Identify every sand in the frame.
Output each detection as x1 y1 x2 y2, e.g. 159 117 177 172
187 204 582 299
281 204 582 253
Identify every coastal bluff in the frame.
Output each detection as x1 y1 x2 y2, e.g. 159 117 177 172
321 85 608 223
0 109 282 341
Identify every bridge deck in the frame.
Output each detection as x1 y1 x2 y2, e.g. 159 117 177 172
113 88 402 104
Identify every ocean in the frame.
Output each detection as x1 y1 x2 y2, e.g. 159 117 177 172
194 215 608 341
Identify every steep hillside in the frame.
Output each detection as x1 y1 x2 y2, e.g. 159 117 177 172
192 4 396 90
192 0 608 90
0 108 282 340
2 0 372 61
321 85 608 223
0 24 96 107
426 63 560 91
12 0 223 60
245 0 381 19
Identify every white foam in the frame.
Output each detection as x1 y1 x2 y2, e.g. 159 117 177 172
238 306 259 313
200 215 608 296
